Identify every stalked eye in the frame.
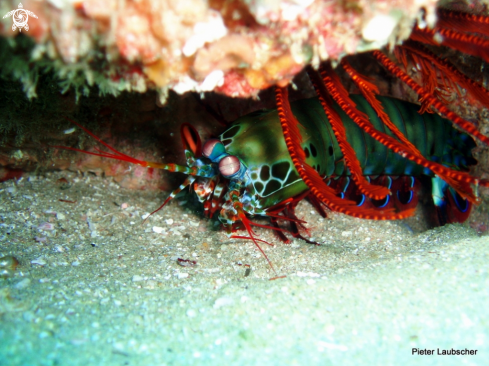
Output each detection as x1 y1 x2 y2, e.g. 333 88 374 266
219 155 241 178
202 139 226 162
202 139 221 157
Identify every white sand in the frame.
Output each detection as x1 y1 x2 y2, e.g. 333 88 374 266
0 172 488 365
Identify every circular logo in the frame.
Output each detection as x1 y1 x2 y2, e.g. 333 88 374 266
12 9 29 29
3 3 38 32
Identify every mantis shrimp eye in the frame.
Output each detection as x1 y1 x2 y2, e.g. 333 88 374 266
219 155 241 178
202 139 226 162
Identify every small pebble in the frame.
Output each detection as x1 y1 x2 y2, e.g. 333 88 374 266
132 275 144 282
177 258 197 267
165 219 174 225
213 297 234 309
31 257 47 266
176 273 189 279
38 222 54 231
186 309 196 318
152 226 165 234
14 278 31 289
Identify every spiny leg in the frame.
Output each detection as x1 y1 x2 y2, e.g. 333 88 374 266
220 181 277 273
395 42 489 111
318 61 489 202
410 23 489 63
308 67 391 200
143 176 196 224
340 58 424 154
436 9 489 36
266 191 311 243
275 85 415 220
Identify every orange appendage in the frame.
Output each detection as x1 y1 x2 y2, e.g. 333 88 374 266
372 50 489 147
275 86 414 220
307 68 390 200
61 118 151 167
410 26 489 63
371 51 489 196
320 60 485 203
437 9 489 39
340 59 422 158
397 42 489 110
235 212 276 273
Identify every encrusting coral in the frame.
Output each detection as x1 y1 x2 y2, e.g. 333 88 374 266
1 0 437 103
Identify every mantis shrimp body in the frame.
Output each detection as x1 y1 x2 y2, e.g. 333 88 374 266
59 90 483 268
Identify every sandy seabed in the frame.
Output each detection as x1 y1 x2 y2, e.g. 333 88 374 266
0 171 488 366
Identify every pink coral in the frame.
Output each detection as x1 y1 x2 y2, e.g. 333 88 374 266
0 0 438 100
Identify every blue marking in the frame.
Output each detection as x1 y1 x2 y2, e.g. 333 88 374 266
403 165 413 175
363 166 373 175
207 142 227 163
397 190 413 204
357 194 365 206
450 188 469 213
377 195 390 208
409 176 415 188
342 177 350 193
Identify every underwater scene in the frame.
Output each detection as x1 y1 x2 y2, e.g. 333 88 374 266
1 0 489 365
